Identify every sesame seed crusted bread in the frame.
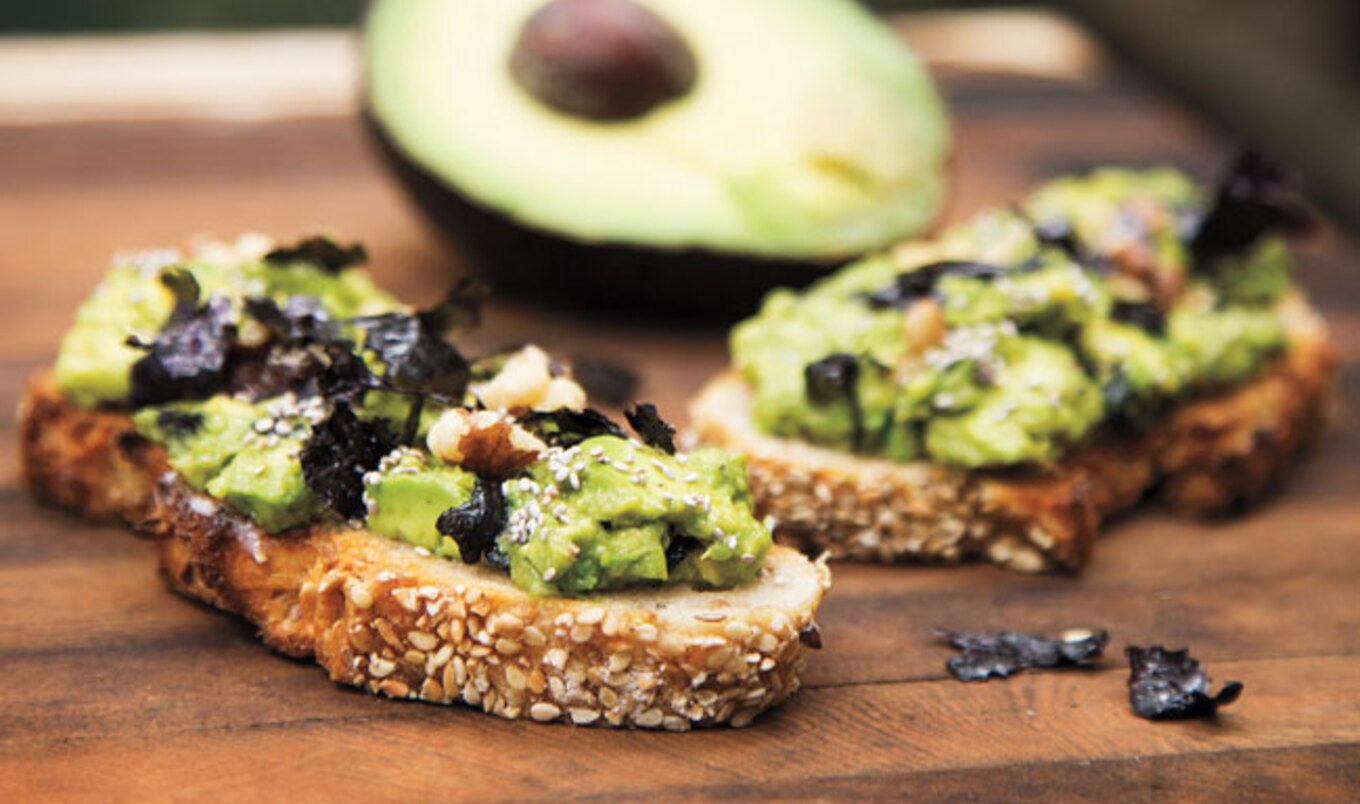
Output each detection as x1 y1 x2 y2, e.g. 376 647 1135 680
19 371 831 729
689 293 1336 573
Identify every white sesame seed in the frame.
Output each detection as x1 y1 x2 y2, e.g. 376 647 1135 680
576 607 605 625
569 708 600 725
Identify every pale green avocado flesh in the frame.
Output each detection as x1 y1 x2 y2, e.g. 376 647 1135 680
364 0 949 258
732 168 1293 468
59 243 770 596
501 437 769 596
134 395 326 533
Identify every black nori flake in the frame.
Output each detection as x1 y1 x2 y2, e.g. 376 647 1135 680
1100 366 1166 434
864 260 1009 309
799 623 824 650
519 408 627 447
571 356 639 408
1032 217 1083 259
1110 300 1167 336
436 478 507 565
664 532 702 572
418 278 490 340
228 299 362 401
299 402 397 521
315 345 379 404
937 627 1109 681
805 353 864 451
128 270 237 408
243 296 343 345
352 290 476 400
355 314 470 397
1126 645 1244 720
625 402 676 454
264 236 367 273
1191 150 1310 265
154 409 205 439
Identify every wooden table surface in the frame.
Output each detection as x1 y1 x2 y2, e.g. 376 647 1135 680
2 63 1358 802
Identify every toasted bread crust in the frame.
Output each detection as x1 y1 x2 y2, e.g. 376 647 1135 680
19 373 167 523
18 375 830 728
151 480 828 729
690 295 1336 572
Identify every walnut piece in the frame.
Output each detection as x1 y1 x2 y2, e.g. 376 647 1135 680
473 345 587 413
428 408 547 477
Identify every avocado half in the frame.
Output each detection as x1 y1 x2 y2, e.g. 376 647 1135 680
364 0 950 315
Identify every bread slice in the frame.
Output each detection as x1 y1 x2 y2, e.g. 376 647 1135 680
19 372 831 729
690 294 1336 573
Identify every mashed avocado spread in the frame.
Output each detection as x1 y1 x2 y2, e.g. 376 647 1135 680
55 235 770 596
732 167 1295 468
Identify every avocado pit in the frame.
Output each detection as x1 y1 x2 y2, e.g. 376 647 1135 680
509 0 697 122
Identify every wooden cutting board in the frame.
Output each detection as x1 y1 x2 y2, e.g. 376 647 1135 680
1 61 1357 802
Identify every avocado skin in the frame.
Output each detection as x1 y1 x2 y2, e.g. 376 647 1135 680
365 113 841 320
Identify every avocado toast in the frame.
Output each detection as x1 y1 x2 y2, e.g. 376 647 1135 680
19 235 829 728
691 156 1336 572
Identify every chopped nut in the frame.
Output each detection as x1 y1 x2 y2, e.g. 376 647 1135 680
472 345 587 413
427 408 546 476
903 298 946 354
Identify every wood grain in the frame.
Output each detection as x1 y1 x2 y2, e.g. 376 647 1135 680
1 73 1357 802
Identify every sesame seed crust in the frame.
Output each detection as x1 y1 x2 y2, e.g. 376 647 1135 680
148 478 829 729
688 294 1335 573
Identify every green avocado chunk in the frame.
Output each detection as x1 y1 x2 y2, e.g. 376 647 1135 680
134 394 325 533
500 436 771 596
924 336 1103 467
731 168 1300 468
364 448 477 559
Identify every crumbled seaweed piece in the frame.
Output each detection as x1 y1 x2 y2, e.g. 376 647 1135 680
1027 216 1112 274
128 270 237 408
1110 300 1167 336
300 402 396 520
625 402 676 454
1102 369 1134 411
937 627 1109 681
518 408 627 447
1191 150 1310 265
436 478 507 564
805 353 864 451
864 260 1009 309
244 296 343 345
799 623 824 650
264 236 367 273
354 311 471 399
418 278 490 339
571 356 639 407
665 532 701 572
315 345 378 403
1100 367 1165 435
484 541 511 571
1126 645 1244 719
1032 217 1083 259
154 409 205 439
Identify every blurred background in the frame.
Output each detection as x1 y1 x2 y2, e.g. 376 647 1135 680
2 0 1360 229
1 0 1357 230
